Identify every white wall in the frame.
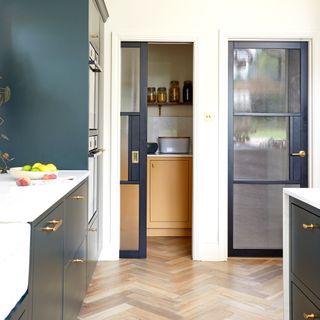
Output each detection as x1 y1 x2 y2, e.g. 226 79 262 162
100 0 320 260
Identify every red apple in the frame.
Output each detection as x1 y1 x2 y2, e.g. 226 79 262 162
43 173 57 180
16 177 32 186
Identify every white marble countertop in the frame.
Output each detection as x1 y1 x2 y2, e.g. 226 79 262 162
0 170 89 223
0 170 89 319
282 187 320 320
147 153 192 157
283 187 320 209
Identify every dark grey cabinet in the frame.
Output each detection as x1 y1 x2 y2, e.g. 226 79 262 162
63 239 87 320
64 182 88 264
87 211 99 285
290 198 320 319
5 293 28 320
27 180 91 320
63 182 88 319
31 202 64 320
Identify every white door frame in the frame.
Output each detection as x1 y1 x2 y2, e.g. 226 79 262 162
108 33 201 260
219 29 320 318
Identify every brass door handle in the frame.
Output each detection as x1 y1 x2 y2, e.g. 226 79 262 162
291 150 306 157
303 313 320 319
41 219 63 232
303 223 320 230
71 259 85 263
70 195 85 200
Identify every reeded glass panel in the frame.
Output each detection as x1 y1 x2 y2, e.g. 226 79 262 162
121 48 140 112
234 116 289 180
234 49 300 113
120 116 129 181
120 184 139 251
233 184 299 249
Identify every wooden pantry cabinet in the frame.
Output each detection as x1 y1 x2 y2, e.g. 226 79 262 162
147 156 192 236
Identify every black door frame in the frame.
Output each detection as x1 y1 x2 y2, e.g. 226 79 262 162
228 41 308 257
120 42 148 258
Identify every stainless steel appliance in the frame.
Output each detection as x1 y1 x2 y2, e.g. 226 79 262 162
88 135 102 222
89 43 102 130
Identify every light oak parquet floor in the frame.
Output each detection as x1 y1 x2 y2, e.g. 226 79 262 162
78 237 283 320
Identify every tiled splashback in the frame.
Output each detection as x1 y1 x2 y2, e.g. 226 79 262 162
147 116 193 152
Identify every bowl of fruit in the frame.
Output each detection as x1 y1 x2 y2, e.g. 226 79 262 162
9 162 59 180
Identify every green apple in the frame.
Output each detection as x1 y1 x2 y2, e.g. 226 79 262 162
22 165 32 171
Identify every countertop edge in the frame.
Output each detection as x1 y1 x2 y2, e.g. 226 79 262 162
147 154 192 157
283 188 320 210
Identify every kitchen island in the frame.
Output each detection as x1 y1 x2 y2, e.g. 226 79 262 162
283 188 320 320
0 170 89 320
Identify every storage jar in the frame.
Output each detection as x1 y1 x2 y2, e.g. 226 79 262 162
147 87 157 103
157 87 167 104
183 80 192 103
169 80 180 103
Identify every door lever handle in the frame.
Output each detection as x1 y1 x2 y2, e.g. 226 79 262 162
290 150 306 158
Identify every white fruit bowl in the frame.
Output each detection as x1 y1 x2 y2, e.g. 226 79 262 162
9 167 59 180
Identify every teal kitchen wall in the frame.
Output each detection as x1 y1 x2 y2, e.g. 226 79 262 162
0 0 89 169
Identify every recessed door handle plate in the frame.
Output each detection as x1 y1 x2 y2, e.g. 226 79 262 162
132 151 139 164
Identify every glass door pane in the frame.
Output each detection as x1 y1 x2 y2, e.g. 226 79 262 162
233 184 299 249
234 48 301 113
234 116 289 180
121 48 140 112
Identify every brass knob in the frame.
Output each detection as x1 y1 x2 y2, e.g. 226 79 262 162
291 150 306 157
303 313 320 319
303 223 320 230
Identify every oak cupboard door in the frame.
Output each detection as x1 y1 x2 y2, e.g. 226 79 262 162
31 203 64 320
147 157 192 233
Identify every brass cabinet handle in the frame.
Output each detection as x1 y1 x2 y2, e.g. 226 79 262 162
291 150 306 158
89 228 97 232
303 223 320 230
303 313 320 319
41 219 63 232
70 195 85 200
72 259 85 263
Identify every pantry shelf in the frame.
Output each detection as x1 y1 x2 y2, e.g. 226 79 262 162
147 102 192 116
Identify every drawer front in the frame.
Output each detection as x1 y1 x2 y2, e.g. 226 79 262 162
87 212 99 286
63 239 87 320
64 182 88 263
291 203 320 299
32 204 64 320
292 283 320 320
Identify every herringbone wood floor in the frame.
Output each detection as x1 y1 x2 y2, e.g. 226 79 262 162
78 237 283 320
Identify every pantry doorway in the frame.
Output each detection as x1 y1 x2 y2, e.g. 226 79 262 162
119 41 195 259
